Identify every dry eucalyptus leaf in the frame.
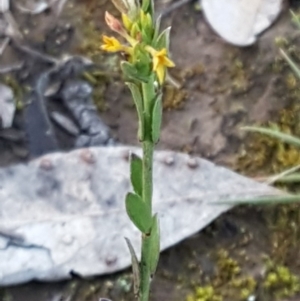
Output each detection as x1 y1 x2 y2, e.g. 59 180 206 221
202 0 283 46
0 146 279 286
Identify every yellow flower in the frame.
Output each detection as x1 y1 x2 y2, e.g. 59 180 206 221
101 35 123 52
146 47 175 84
101 35 134 57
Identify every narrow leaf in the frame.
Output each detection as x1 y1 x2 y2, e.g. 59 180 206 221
151 94 162 143
242 126 300 148
152 14 162 44
142 0 154 18
270 173 300 184
126 82 144 140
141 0 150 12
149 0 154 18
121 61 149 83
130 22 140 39
148 215 160 276
154 27 171 51
211 194 300 205
280 49 300 81
141 26 153 45
130 153 143 196
266 163 300 185
125 192 152 233
125 237 140 297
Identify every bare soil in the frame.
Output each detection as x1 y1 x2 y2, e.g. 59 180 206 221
1 0 300 300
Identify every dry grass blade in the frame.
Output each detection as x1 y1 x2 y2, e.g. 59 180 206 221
266 164 300 185
280 48 300 80
271 173 300 183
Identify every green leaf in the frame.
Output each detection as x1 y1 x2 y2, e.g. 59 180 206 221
242 126 300 148
130 22 140 39
154 27 171 50
152 14 162 44
126 82 144 140
151 94 163 143
121 61 149 83
125 192 152 233
130 153 143 196
280 49 300 81
141 0 154 17
148 215 160 276
126 0 140 20
149 0 154 18
134 50 151 77
125 237 140 297
141 0 150 12
142 74 156 104
149 0 155 18
141 25 153 45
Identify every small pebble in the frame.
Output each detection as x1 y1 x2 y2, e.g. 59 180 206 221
39 158 54 170
51 111 80 136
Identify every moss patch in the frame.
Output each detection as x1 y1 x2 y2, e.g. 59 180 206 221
263 261 300 300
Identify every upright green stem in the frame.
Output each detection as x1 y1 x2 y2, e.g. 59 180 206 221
141 80 155 210
140 229 152 301
142 141 154 209
139 82 155 301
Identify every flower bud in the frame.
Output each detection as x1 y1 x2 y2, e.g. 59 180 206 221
122 13 133 31
130 22 140 40
105 11 124 34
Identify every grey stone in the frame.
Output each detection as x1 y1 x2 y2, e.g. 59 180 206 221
51 111 80 136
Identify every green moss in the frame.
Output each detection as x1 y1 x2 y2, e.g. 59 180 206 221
186 285 222 301
214 249 241 285
263 261 300 300
82 71 109 112
77 9 103 60
274 36 290 49
185 248 257 301
185 248 300 301
268 203 300 264
229 59 249 94
285 72 298 90
2 75 25 110
163 85 187 110
211 249 257 300
230 277 256 300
